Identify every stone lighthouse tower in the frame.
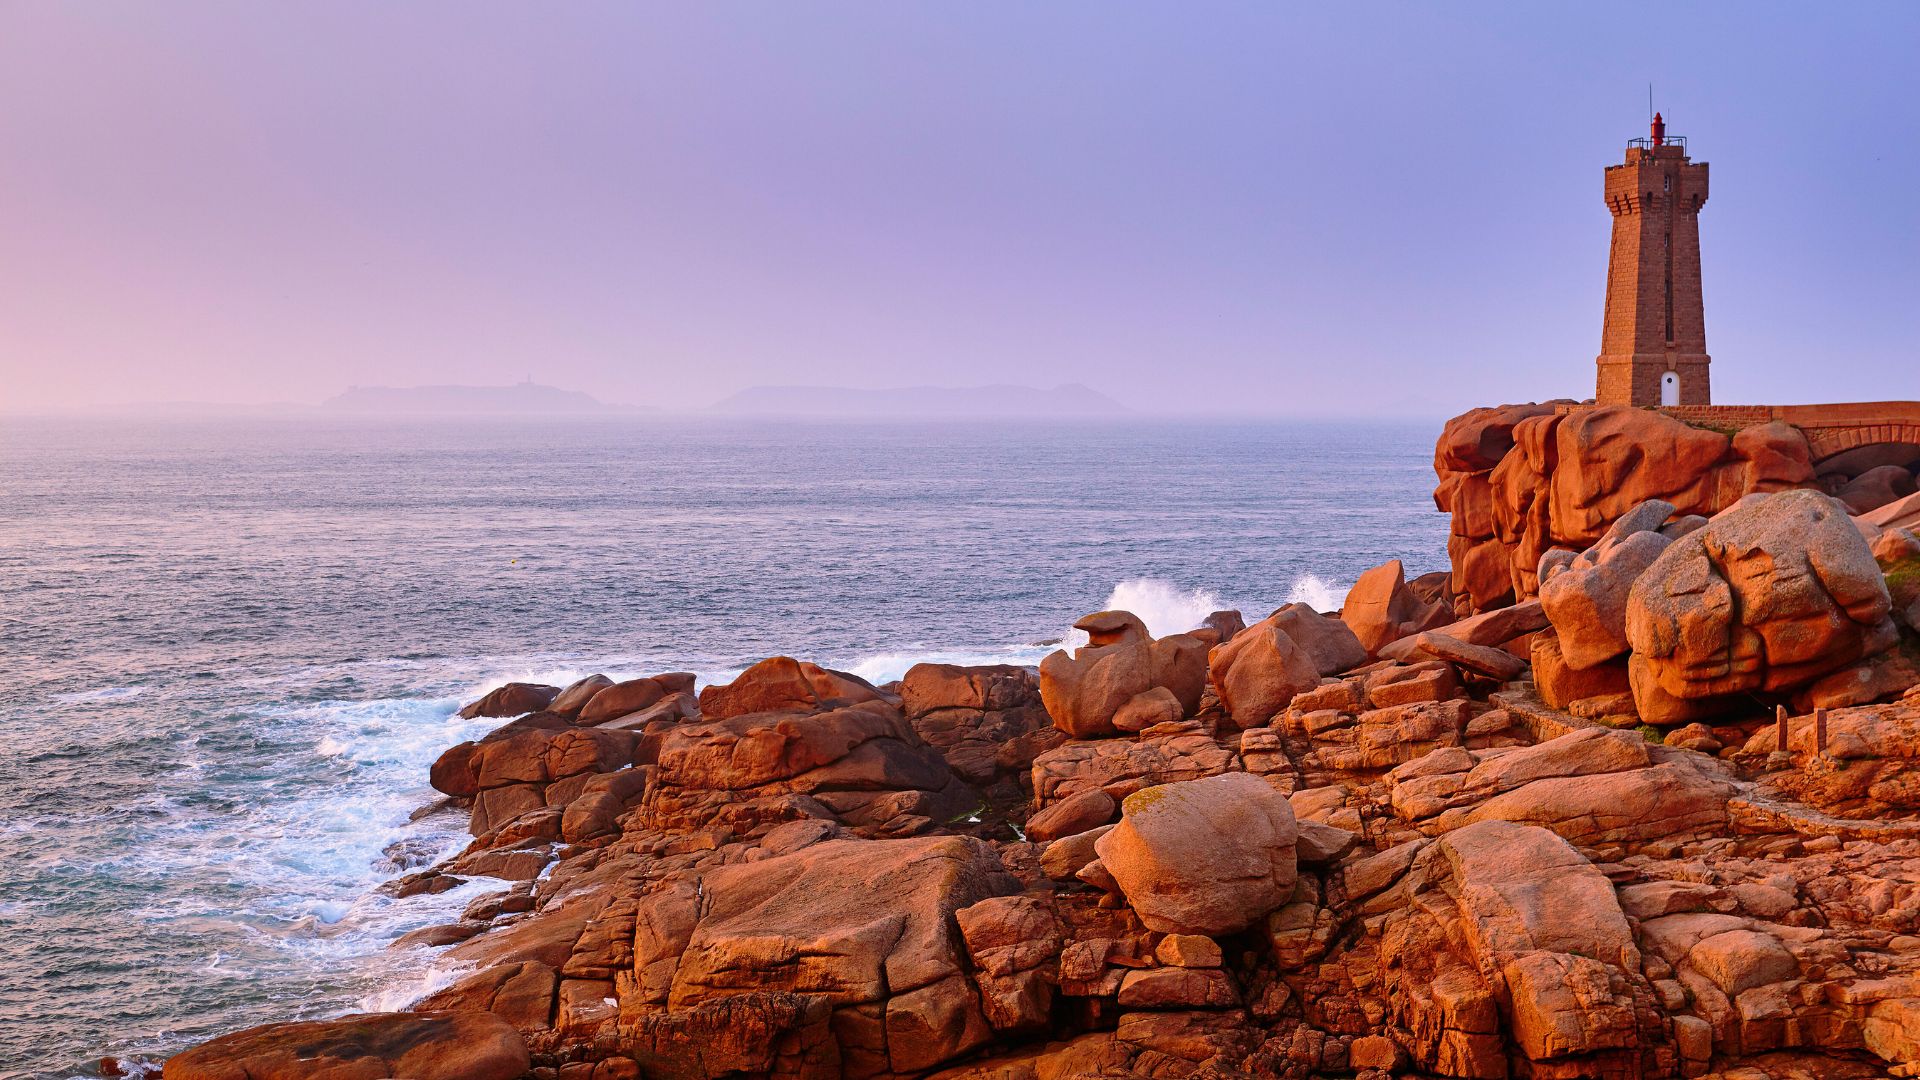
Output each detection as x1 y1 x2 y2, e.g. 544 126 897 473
1596 113 1711 406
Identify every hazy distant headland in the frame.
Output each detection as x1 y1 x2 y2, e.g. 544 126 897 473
707 382 1129 419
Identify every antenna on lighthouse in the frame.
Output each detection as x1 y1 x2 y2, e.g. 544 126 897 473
1648 84 1653 125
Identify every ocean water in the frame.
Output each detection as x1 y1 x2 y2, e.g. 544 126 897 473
0 415 1448 1078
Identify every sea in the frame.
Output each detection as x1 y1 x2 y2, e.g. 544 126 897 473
0 414 1449 1078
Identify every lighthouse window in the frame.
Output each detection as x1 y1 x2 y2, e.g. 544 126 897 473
1664 175 1671 192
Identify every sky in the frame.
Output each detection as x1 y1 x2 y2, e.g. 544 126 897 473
0 3 1915 417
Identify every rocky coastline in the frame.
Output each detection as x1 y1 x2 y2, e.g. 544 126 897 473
144 404 1920 1080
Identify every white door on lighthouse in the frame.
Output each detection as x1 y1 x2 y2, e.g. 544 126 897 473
1660 371 1680 406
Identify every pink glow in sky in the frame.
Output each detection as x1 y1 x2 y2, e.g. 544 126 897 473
1 4 1915 415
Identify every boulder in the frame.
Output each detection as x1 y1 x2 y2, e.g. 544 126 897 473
459 682 560 720
414 962 558 1030
163 1012 529 1080
630 835 1012 1073
549 674 616 718
698 657 881 721
1796 647 1920 710
1111 686 1184 732
1539 501 1675 669
1460 758 1733 848
1115 967 1239 1008
1039 824 1112 881
1380 822 1647 1076
901 663 1040 716
1434 404 1816 614
1307 699 1471 773
1688 928 1798 995
1207 614 1325 730
1093 771 1298 935
1390 631 1527 681
577 677 668 725
955 895 1063 1032
1434 402 1561 473
1024 787 1116 842
1839 464 1917 515
1873 526 1920 632
1341 559 1452 656
1546 408 1747 547
1039 612 1208 738
1364 661 1459 708
1434 598 1548 649
643 699 973 836
1199 609 1247 645
1863 490 1920 534
1388 728 1739 849
1530 632 1631 711
1407 569 1455 610
430 739 482 797
1030 724 1237 809
1627 490 1899 716
1269 603 1368 674
900 663 1057 789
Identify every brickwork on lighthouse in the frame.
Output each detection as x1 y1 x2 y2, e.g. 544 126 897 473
1596 114 1711 406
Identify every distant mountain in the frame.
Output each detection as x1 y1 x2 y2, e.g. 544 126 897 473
707 382 1129 419
322 382 634 415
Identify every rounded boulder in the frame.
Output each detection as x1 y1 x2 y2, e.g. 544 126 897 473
1093 771 1297 936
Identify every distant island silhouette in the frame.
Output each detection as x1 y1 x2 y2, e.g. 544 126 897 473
708 382 1129 418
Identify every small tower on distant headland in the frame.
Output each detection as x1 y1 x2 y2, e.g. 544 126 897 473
1596 113 1711 406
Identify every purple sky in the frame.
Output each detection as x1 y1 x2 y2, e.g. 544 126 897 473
2 4 1915 416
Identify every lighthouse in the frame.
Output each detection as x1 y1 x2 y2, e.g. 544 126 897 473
1595 113 1711 407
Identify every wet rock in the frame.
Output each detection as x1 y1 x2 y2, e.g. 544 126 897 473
428 740 482 797
460 682 560 719
1200 608 1247 644
163 1012 529 1080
